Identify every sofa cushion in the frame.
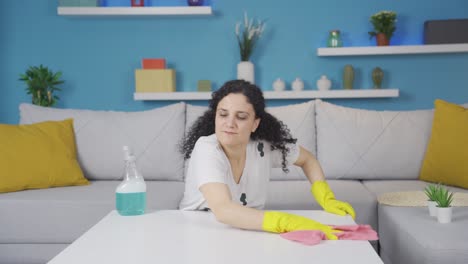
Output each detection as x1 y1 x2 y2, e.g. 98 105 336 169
419 99 468 189
186 101 316 180
19 103 186 181
265 180 378 230
185 104 208 135
0 119 89 193
316 99 438 180
0 181 185 244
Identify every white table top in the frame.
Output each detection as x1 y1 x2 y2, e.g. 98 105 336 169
48 210 383 264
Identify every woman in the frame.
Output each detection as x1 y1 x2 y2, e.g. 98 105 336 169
179 80 355 240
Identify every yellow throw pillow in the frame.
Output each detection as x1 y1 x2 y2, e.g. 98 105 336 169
419 99 468 188
0 119 89 193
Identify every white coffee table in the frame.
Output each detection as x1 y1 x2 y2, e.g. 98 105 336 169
48 210 383 264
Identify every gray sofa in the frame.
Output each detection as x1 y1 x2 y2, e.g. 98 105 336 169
1 99 467 264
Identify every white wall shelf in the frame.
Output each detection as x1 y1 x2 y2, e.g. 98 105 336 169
317 43 468 56
134 89 399 101
57 6 213 16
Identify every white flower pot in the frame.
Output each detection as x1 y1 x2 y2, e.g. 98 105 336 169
237 61 255 84
437 207 452 224
427 200 437 217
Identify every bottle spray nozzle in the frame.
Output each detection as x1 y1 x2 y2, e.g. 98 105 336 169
122 145 135 161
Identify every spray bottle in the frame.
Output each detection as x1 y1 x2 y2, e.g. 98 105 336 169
116 146 146 216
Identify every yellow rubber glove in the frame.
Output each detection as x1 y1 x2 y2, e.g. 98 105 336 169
262 211 340 240
311 181 356 219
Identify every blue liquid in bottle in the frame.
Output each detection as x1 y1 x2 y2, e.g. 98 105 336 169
116 146 147 216
116 192 146 216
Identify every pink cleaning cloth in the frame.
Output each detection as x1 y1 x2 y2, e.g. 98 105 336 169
280 225 378 246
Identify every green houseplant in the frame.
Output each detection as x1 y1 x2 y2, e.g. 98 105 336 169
424 184 440 216
235 12 266 62
234 12 266 84
368 10 397 46
434 186 454 208
19 65 64 107
434 185 454 223
424 184 440 202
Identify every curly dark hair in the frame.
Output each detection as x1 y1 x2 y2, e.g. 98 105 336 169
179 80 297 172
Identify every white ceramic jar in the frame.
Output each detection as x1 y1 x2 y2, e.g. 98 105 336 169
272 78 286 91
291 77 304 91
317 75 331 91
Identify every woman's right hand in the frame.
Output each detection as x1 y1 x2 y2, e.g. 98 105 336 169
262 211 340 240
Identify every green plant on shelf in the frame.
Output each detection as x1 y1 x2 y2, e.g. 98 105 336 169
434 185 454 208
19 65 64 107
424 183 441 202
368 10 397 40
235 12 266 62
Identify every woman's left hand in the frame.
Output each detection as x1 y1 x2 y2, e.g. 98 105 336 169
311 181 356 219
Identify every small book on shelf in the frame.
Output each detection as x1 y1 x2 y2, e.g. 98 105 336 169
142 58 166 69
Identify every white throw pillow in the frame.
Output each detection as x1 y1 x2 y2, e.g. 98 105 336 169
19 103 186 181
316 99 437 180
185 101 316 180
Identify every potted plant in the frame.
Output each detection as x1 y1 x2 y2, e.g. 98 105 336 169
235 12 266 84
424 184 440 217
368 10 397 46
434 185 454 223
19 65 64 107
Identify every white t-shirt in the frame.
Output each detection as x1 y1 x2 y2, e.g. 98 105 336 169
179 134 300 211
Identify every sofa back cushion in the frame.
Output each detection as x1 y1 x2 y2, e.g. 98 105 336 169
19 103 186 181
316 99 436 180
185 101 316 180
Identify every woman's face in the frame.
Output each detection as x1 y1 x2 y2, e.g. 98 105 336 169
215 93 260 149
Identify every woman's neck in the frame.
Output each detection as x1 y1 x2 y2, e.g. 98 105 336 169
221 143 246 163
221 143 247 184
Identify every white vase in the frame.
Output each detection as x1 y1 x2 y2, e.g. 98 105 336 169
292 77 304 91
317 75 332 91
427 200 437 217
237 61 255 84
437 207 452 224
272 78 286 91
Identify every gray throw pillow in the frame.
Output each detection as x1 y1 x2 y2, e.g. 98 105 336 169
19 103 186 181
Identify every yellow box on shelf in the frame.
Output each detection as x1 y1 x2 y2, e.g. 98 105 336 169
135 69 176 92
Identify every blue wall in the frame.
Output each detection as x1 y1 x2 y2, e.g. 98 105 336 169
1 0 468 124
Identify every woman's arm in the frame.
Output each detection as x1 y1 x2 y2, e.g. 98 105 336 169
199 182 340 239
200 182 264 230
294 146 356 219
294 146 325 184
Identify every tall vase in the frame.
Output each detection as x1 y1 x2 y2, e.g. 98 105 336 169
376 33 389 46
372 67 384 89
237 61 255 84
343 64 354 89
